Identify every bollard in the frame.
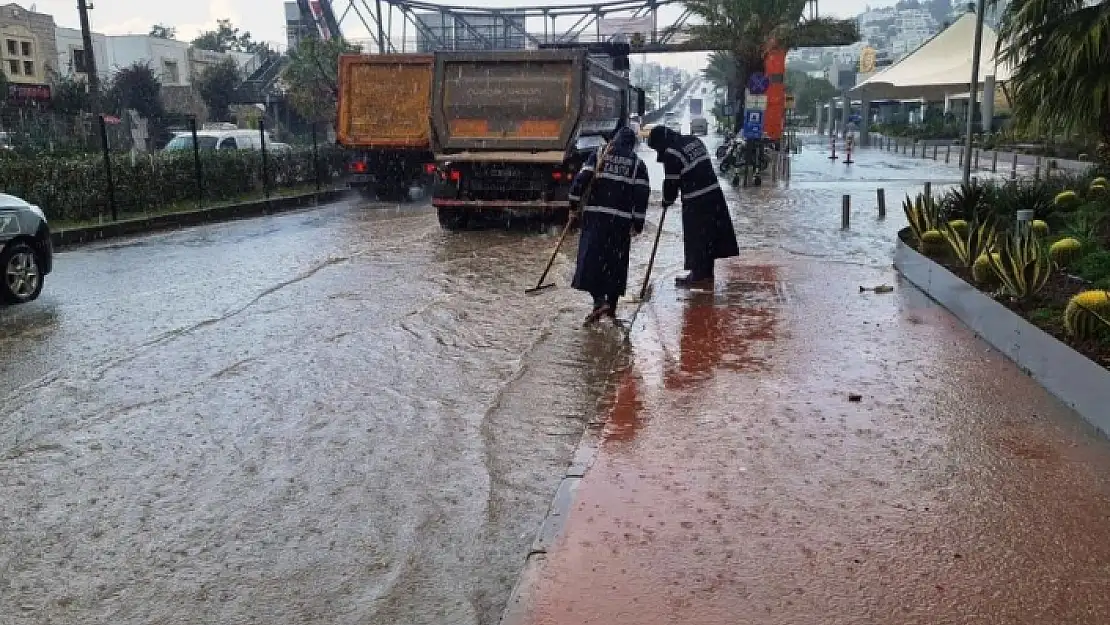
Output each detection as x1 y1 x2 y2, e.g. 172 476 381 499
912 142 917 158
1035 155 1042 180
771 151 779 182
829 135 838 160
1011 152 1019 179
933 145 938 160
945 144 952 164
974 148 981 170
843 135 854 164
877 188 886 219
842 194 851 229
991 149 999 173
924 181 932 200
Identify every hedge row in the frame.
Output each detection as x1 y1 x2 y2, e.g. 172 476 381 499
0 147 346 223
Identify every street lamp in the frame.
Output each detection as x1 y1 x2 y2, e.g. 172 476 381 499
963 0 986 185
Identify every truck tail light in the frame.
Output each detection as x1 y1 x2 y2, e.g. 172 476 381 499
551 171 564 181
424 163 437 175
448 169 461 182
349 160 368 173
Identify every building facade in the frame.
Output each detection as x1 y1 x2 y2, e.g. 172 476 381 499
0 3 58 102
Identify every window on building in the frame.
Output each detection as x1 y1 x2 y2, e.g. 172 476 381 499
7 59 19 75
20 41 31 57
72 48 88 73
5 40 16 55
163 60 180 84
23 60 33 76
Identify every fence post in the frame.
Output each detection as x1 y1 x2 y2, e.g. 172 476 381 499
945 144 952 164
98 114 117 222
911 141 916 158
924 181 932 199
1011 152 1019 179
991 150 999 173
842 194 850 229
189 116 203 207
1034 155 1042 180
974 148 981 170
933 145 938 160
312 122 321 192
877 188 886 218
260 119 270 199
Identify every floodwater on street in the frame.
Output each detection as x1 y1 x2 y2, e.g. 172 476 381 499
0 97 1052 624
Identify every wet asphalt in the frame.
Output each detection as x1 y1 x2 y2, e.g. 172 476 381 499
0 101 1045 624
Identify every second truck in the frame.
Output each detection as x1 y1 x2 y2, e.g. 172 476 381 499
337 53 436 201
428 48 643 230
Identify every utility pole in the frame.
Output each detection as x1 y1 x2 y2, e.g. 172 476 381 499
963 0 986 184
77 0 100 112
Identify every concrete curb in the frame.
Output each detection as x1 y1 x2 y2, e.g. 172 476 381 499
498 415 608 625
894 230 1110 438
51 188 349 249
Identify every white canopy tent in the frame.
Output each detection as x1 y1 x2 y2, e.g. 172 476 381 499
850 12 1013 102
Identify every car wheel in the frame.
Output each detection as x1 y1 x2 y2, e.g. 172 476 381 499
1 242 45 304
437 208 469 231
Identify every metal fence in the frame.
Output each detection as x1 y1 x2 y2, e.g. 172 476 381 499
0 121 345 226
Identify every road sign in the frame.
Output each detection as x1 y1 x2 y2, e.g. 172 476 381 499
744 92 768 110
849 113 862 123
742 110 764 140
747 72 770 95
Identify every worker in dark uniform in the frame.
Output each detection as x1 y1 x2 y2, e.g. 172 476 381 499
647 125 739 288
568 126 650 323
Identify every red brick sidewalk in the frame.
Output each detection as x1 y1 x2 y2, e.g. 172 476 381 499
505 257 1110 625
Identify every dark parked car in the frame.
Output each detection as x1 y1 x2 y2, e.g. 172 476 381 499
0 193 52 304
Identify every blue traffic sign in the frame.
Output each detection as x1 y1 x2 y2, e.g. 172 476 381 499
849 113 862 123
747 73 770 95
742 110 764 140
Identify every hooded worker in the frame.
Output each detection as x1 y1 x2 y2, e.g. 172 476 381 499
647 125 739 288
568 126 650 323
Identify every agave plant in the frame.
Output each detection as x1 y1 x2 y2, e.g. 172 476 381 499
940 217 997 268
902 193 941 245
986 229 1054 301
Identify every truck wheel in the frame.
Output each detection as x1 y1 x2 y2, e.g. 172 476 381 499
437 208 469 231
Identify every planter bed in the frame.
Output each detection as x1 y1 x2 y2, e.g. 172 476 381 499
895 228 1110 436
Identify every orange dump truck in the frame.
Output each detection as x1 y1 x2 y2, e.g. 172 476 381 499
429 48 642 230
336 53 435 201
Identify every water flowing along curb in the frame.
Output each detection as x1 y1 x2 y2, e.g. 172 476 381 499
51 188 349 249
894 229 1110 438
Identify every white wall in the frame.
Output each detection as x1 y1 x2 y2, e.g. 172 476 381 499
54 26 110 82
106 35 190 86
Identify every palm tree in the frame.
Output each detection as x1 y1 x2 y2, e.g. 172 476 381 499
993 0 1110 161
702 51 738 90
684 0 858 128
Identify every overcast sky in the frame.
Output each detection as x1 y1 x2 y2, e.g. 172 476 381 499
25 0 890 71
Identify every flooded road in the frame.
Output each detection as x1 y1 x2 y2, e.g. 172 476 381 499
1 100 1024 624
0 200 628 624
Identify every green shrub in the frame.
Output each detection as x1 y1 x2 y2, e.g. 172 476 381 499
987 229 1053 301
1074 249 1110 285
0 146 345 222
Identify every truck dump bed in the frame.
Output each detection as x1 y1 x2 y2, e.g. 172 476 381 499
430 49 626 155
336 54 433 149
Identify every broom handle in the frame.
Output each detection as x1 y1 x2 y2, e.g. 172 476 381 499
530 141 615 289
638 203 668 300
